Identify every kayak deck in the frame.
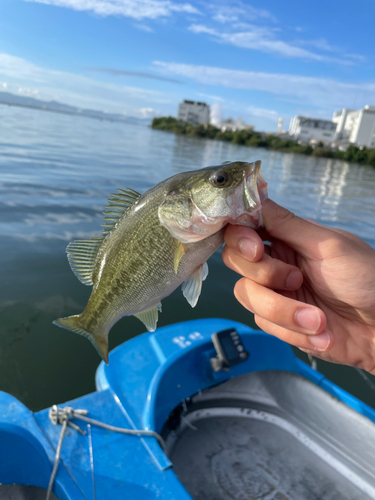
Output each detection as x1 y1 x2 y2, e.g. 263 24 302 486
164 371 375 500
1 318 375 499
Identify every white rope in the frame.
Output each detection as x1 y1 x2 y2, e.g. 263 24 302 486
307 353 317 370
46 405 166 500
87 424 96 500
355 367 375 397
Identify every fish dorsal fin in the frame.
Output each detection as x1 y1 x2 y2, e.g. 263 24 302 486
134 302 162 332
181 262 209 308
102 188 141 237
66 237 104 286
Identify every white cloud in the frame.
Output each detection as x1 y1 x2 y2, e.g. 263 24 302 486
196 92 224 102
0 53 173 117
345 53 367 63
23 0 200 20
18 87 39 96
153 61 375 110
295 38 367 63
139 107 159 117
188 24 355 64
133 23 154 32
247 106 279 121
209 2 275 24
297 38 337 52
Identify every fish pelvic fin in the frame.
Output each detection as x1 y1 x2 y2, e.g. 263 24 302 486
53 315 109 364
181 262 209 308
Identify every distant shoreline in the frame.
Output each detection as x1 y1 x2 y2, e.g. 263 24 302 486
0 100 145 126
152 116 375 167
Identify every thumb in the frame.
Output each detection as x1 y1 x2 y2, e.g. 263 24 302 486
261 199 333 257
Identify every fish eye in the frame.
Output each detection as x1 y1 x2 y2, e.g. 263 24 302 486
210 171 232 188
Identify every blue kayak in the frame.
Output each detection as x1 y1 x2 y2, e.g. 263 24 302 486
1 318 375 500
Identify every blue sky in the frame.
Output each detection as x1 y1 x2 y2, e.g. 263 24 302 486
0 0 374 131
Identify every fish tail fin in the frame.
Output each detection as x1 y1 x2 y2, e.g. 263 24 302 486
53 315 109 364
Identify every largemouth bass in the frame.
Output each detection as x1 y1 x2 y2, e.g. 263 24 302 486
54 160 268 363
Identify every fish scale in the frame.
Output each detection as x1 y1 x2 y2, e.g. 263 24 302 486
54 161 268 363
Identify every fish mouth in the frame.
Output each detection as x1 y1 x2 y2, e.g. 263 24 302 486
228 160 268 229
245 160 268 227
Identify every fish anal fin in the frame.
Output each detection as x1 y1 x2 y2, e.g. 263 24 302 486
134 302 162 332
66 237 104 286
174 241 185 274
182 262 209 308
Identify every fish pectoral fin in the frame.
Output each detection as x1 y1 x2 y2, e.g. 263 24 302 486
174 241 185 274
134 302 162 332
181 262 209 308
66 237 104 286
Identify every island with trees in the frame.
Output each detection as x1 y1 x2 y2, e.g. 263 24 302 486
151 116 375 167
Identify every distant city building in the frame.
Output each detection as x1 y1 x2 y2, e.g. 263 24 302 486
277 118 283 134
221 118 235 131
221 117 254 132
178 100 210 125
289 116 336 145
289 106 375 149
210 102 222 128
333 105 375 148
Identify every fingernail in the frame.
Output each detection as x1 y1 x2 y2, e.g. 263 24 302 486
286 270 302 289
295 308 321 332
238 238 257 261
308 330 332 351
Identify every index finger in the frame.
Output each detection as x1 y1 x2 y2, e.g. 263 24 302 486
224 225 264 262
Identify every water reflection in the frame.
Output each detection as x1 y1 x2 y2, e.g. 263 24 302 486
168 132 375 249
1 106 375 411
264 151 375 247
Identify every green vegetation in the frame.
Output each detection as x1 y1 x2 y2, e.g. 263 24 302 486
151 116 375 167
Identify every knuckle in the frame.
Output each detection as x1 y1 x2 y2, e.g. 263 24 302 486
223 226 235 246
276 205 296 225
256 265 276 286
234 279 253 311
267 204 296 233
328 237 349 256
221 246 230 265
233 278 245 297
222 247 238 271
254 315 265 329
263 296 279 321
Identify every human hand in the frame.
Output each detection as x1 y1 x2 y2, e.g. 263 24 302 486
222 199 375 374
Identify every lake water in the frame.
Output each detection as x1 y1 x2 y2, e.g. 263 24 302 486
1 105 375 411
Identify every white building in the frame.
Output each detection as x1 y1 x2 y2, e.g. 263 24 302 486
277 118 283 134
333 105 375 148
289 116 337 144
178 100 210 126
221 117 254 132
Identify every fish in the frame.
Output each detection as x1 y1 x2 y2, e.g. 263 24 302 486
53 160 268 363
